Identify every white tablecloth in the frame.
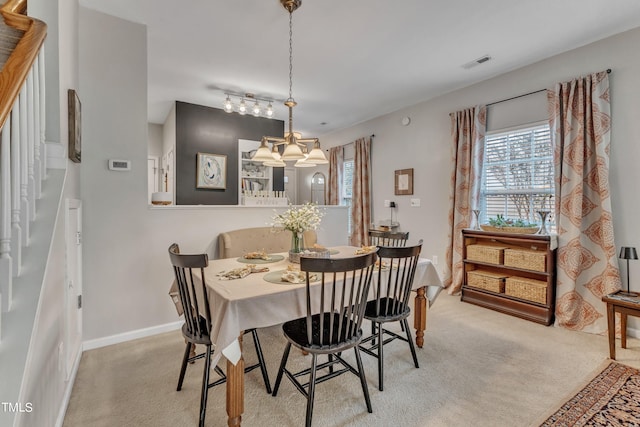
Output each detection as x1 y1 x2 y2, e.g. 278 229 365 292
170 246 443 367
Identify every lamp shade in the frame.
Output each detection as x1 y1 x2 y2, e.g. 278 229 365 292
620 247 639 260
264 158 286 167
294 158 316 168
251 140 276 162
281 142 305 160
306 144 329 164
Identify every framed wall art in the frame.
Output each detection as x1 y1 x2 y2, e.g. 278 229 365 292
394 168 414 195
68 89 82 163
196 152 227 189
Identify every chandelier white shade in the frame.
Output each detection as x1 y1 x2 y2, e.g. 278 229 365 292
306 141 329 164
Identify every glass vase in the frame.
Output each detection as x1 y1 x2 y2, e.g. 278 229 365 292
472 210 481 230
537 210 550 235
289 231 305 263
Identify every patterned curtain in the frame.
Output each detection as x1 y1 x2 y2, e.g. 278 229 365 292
327 146 344 205
444 106 487 293
350 137 372 247
549 70 621 333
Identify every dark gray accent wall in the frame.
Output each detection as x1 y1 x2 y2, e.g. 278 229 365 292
175 101 284 205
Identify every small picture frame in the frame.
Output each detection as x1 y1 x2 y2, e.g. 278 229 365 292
68 89 81 163
394 168 413 195
196 152 227 189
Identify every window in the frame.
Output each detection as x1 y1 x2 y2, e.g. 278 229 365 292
343 160 354 234
480 122 554 226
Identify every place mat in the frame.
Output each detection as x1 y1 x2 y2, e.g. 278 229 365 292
236 254 285 264
263 269 319 285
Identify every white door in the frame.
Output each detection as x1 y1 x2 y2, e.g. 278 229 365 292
166 149 174 197
284 167 297 204
147 157 158 203
65 199 83 380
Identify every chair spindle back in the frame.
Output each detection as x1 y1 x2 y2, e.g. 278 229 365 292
368 230 410 247
373 242 423 319
169 243 212 341
299 252 377 349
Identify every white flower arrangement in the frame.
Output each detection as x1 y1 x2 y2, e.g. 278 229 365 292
271 203 324 234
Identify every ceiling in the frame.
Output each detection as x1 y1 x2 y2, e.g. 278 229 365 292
79 0 640 136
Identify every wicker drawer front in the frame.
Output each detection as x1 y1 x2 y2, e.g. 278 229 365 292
467 270 507 293
505 277 547 304
504 248 546 272
467 244 507 265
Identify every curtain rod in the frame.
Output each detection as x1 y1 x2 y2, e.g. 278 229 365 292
325 134 375 151
486 68 611 107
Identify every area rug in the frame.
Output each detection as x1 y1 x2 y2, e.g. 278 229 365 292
540 361 640 426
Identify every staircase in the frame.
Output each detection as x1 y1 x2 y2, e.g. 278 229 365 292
0 0 46 335
0 1 50 425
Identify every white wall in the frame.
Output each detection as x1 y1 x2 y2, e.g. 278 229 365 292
314 27 640 284
78 10 349 343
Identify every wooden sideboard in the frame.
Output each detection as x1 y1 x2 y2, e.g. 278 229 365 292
461 229 557 325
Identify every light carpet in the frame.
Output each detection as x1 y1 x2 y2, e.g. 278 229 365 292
63 294 640 427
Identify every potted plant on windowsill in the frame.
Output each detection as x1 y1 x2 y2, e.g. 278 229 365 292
480 214 539 234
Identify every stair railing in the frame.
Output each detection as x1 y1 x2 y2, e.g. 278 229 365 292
0 0 47 339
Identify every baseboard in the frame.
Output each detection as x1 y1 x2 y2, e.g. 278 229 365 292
82 320 183 351
54 346 82 427
628 326 640 339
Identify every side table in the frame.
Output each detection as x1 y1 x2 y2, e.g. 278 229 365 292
602 291 640 360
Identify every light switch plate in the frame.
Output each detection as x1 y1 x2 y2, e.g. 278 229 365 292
410 198 420 207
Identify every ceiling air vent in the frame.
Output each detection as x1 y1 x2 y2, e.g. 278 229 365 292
462 55 492 70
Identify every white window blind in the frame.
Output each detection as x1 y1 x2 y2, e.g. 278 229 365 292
480 123 554 225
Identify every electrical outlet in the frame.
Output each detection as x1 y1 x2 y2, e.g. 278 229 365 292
384 200 390 207
410 198 421 207
432 255 438 265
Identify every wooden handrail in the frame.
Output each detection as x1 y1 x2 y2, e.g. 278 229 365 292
0 0 47 130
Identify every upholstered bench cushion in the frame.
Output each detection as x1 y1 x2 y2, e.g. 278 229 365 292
218 227 317 259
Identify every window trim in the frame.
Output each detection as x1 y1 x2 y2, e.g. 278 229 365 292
480 120 554 225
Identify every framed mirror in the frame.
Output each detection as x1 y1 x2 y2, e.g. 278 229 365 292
311 172 326 205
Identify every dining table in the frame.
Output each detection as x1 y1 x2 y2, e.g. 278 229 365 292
168 245 443 427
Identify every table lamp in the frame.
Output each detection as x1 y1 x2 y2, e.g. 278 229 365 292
389 201 396 228
619 246 638 296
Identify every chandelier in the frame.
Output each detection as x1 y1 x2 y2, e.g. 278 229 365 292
252 0 328 168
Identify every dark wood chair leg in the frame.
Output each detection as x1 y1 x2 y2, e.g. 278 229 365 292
403 318 419 368
377 321 384 391
250 329 272 393
177 341 191 391
199 344 212 427
305 354 319 427
272 342 292 396
354 346 372 413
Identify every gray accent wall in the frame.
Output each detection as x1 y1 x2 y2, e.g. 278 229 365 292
175 101 285 205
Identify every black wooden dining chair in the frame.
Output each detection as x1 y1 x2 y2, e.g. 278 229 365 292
359 241 423 391
272 252 377 427
368 230 409 247
168 243 271 427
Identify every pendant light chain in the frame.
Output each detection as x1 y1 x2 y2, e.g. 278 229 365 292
288 11 294 102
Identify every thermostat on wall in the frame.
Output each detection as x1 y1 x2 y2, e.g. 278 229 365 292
108 159 131 171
